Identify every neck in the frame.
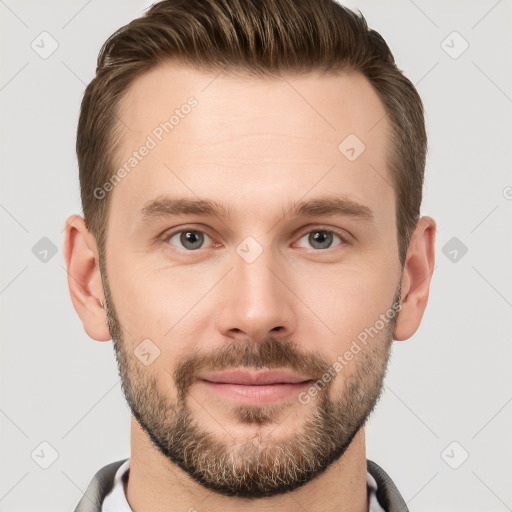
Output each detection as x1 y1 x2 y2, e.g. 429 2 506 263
125 417 368 512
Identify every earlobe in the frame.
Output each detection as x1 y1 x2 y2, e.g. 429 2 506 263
394 216 436 341
63 214 112 342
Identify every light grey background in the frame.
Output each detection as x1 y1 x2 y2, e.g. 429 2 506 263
1 1 511 511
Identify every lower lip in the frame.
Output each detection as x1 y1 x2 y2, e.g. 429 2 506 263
199 380 313 404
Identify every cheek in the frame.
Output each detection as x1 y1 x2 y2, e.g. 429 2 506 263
108 254 216 347
293 262 398 354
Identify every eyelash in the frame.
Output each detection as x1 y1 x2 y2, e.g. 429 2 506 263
160 226 350 253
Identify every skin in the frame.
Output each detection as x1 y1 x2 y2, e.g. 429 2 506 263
64 62 436 512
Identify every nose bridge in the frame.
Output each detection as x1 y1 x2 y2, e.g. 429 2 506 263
216 238 296 341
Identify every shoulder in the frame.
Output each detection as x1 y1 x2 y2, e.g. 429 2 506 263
367 459 409 512
73 459 129 512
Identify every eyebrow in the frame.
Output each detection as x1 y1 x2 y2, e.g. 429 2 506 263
138 195 374 224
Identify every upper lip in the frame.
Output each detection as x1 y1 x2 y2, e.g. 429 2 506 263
199 369 312 385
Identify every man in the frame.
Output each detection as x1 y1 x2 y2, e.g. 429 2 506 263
64 0 436 510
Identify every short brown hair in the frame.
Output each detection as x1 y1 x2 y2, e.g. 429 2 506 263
77 0 426 266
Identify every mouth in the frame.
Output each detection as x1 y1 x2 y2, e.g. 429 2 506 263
197 369 314 404
199 369 313 385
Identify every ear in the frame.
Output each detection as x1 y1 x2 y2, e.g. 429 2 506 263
394 216 436 341
63 214 111 341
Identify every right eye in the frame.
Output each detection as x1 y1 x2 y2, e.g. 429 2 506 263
165 229 213 251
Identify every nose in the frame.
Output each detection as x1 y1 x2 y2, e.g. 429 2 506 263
215 245 297 343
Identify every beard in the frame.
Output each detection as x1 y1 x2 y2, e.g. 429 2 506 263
100 255 400 499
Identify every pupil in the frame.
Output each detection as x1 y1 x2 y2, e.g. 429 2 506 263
310 231 332 249
181 231 203 249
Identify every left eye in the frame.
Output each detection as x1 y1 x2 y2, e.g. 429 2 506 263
167 230 211 251
296 230 344 250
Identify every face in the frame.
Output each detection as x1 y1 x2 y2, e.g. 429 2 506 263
100 62 403 498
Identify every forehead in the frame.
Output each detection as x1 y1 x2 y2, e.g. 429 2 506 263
118 62 389 146
110 61 394 229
